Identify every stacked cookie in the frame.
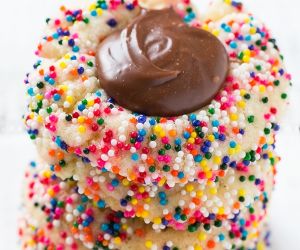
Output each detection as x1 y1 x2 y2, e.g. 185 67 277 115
20 0 290 249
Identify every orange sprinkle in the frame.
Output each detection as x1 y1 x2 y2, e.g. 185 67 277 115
207 240 216 248
85 234 93 242
88 51 96 56
129 117 137 124
192 197 201 205
168 129 177 137
81 75 88 82
85 118 93 125
112 166 120 174
232 127 239 134
160 118 167 123
191 149 198 156
146 157 154 165
71 227 79 234
259 136 266 145
135 228 145 237
48 149 55 157
171 170 178 177
218 170 225 177
56 151 64 160
233 202 240 209
71 68 78 76
54 165 61 172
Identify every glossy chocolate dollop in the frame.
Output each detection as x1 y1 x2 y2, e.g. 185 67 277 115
96 8 229 116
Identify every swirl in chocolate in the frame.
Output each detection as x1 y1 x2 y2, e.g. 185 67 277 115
96 8 229 116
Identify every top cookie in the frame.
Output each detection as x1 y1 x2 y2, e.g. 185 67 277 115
24 0 290 230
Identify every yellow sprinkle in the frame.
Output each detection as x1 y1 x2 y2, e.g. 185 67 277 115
244 17 251 23
228 148 235 155
36 94 43 101
87 100 94 107
209 187 217 195
122 179 129 186
144 197 151 203
78 125 86 134
198 232 207 241
145 240 153 248
212 29 220 36
153 217 162 225
96 8 103 16
194 245 203 250
78 116 85 124
259 85 266 93
186 184 194 192
196 190 203 198
66 96 74 104
158 178 166 187
138 187 145 193
159 131 166 137
202 24 209 31
257 242 265 250
200 160 207 168
206 171 212 179
243 55 250 63
153 125 162 133
240 89 246 96
244 49 251 56
207 134 215 142
42 170 51 178
88 3 96 11
59 61 67 69
47 188 55 197
218 207 225 215
239 189 246 196
59 85 68 92
37 115 43 123
213 156 221 165
202 166 209 173
191 132 197 138
188 138 195 144
64 54 71 60
237 101 246 109
28 239 36 247
250 27 257 34
131 198 138 205
230 113 238 121
272 66 279 73
141 210 149 218
253 221 259 228
114 237 121 245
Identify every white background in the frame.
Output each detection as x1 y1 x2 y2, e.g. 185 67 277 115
0 0 299 249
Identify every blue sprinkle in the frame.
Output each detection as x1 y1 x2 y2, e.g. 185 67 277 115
111 179 119 187
53 94 61 101
72 46 80 52
229 141 237 148
194 155 203 163
183 131 190 139
175 138 182 145
131 153 139 161
212 120 219 127
97 200 106 208
78 104 85 111
107 18 117 27
138 115 147 124
178 172 184 179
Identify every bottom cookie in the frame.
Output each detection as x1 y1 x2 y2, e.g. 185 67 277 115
19 161 272 250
